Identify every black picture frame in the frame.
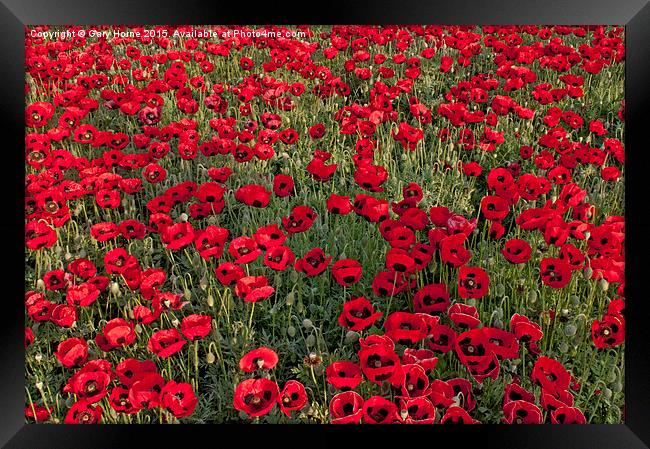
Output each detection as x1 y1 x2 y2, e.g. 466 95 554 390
3 1 649 448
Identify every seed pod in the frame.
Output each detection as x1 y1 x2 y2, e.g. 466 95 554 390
598 279 609 291
109 282 121 296
344 331 359 344
564 324 577 336
603 387 613 399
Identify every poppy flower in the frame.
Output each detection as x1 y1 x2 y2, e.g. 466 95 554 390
25 220 57 250
440 405 480 424
591 313 625 348
398 397 436 424
161 381 198 418
264 246 295 271
363 396 399 424
279 380 308 417
358 342 403 387
228 236 262 264
330 391 364 424
510 313 544 343
540 257 572 288
551 406 587 424
181 314 212 340
326 361 364 391
383 312 428 345
162 222 195 251
326 194 353 215
449 303 481 329
64 400 103 424
282 205 317 234
531 356 571 394
503 400 543 424
147 329 187 358
235 276 275 302
69 370 112 403
128 372 166 410
96 318 136 350
332 259 363 286
233 378 280 418
295 247 331 276
440 233 472 268
457 266 490 299
215 262 245 286
116 359 158 387
413 284 450 315
253 224 286 250
338 296 382 332
235 184 271 208
25 405 51 422
398 364 430 399
56 337 88 368
272 174 295 197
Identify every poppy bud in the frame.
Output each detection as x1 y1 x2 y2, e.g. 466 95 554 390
34 354 43 363
179 213 189 222
206 352 216 364
285 292 295 306
603 388 613 399
110 282 121 296
305 334 316 347
302 319 313 329
207 295 214 307
528 290 538 303
345 331 359 344
287 326 296 337
598 279 609 291
584 267 593 279
495 284 506 297
612 382 622 393
36 279 45 291
564 324 577 336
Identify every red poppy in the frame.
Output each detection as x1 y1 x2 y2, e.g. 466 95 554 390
56 337 88 368
65 400 103 424
338 296 383 331
501 239 532 264
326 361 364 390
383 312 428 345
147 329 187 358
279 380 308 417
273 174 295 197
413 284 450 314
332 259 363 286
282 205 317 234
235 276 275 302
363 396 399 424
457 266 490 299
295 247 331 276
161 381 198 418
264 246 295 271
540 257 572 288
233 378 280 417
181 314 212 340
235 184 271 208
330 391 364 424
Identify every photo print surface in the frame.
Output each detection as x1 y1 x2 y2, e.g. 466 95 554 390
24 25 625 424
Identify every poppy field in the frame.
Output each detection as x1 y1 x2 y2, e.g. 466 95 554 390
24 25 625 424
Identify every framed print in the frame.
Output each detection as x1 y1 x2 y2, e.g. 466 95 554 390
3 0 650 447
